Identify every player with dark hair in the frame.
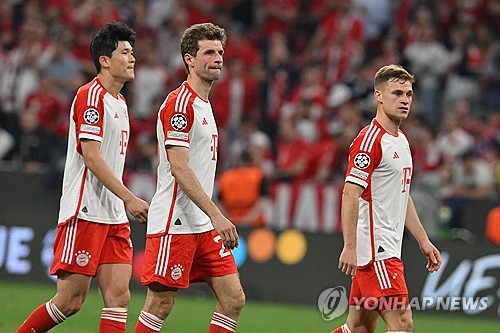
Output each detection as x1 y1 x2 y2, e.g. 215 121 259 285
16 21 149 333
133 22 245 333
331 65 441 333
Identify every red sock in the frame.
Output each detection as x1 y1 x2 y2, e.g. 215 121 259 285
209 312 238 333
134 310 164 332
16 300 66 333
99 308 127 333
331 324 351 333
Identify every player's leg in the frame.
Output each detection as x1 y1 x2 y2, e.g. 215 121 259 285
16 272 92 333
96 264 131 332
134 283 178 332
376 258 412 332
134 233 196 332
330 306 379 333
96 223 134 333
378 307 413 332
194 230 244 333
16 218 101 333
205 273 246 332
331 262 380 333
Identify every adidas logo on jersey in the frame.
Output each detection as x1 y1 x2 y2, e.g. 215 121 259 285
114 112 119 119
202 118 208 125
81 206 88 213
393 152 399 159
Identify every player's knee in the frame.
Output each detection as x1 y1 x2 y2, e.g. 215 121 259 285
364 319 378 333
103 288 131 308
146 294 176 320
115 290 131 308
400 310 413 331
61 297 85 316
349 321 377 333
222 289 245 315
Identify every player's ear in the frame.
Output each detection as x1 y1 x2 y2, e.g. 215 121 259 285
374 90 383 103
184 53 194 67
99 55 110 69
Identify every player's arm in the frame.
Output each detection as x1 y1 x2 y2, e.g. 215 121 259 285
167 145 238 249
338 181 364 276
405 195 441 272
80 139 149 223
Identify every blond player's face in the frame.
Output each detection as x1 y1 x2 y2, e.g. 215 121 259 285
375 79 413 122
107 41 135 82
190 39 224 82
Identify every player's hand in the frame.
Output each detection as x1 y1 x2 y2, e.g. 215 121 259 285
126 197 149 224
338 247 357 276
420 240 441 273
212 214 239 249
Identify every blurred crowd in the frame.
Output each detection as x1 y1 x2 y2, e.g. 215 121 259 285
0 0 499 237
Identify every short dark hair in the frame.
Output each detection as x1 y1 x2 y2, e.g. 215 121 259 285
180 23 226 73
89 21 135 74
374 65 415 90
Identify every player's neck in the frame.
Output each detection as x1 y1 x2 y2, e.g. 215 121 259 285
375 113 401 136
186 75 213 101
97 73 124 98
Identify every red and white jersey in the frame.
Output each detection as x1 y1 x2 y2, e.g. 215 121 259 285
345 120 413 266
147 82 218 236
58 78 129 225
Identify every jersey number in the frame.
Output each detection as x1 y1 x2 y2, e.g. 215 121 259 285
213 235 232 258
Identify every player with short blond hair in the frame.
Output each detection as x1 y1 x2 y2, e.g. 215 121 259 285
331 65 441 333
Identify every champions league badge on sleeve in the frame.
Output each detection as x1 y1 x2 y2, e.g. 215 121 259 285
83 109 99 125
353 153 370 169
171 113 188 131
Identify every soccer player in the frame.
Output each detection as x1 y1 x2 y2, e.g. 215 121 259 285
331 65 442 333
133 23 245 333
16 22 149 333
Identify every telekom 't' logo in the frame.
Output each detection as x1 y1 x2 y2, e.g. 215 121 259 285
210 134 218 161
402 167 412 193
120 130 128 155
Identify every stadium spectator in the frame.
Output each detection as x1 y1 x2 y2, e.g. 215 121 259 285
129 41 169 120
441 150 496 229
14 109 62 174
23 71 68 141
216 150 271 227
402 22 450 125
134 22 245 333
0 123 14 161
16 22 149 333
435 111 475 164
274 118 312 182
210 56 260 139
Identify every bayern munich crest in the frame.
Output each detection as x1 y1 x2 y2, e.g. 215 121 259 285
83 109 99 125
171 113 188 131
171 264 185 280
75 250 92 267
353 153 370 169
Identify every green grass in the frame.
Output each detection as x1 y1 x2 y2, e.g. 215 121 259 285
1 281 498 332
